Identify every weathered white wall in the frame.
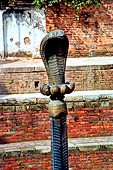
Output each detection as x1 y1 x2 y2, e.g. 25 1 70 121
0 11 4 57
0 7 46 58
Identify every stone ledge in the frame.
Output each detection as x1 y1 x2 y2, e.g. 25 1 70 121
0 56 113 72
0 90 113 105
0 136 113 155
1 90 113 112
69 136 113 151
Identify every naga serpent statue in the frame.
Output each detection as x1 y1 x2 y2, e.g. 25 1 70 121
40 30 75 170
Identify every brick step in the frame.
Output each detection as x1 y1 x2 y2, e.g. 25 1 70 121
0 90 113 143
0 56 113 94
0 136 113 170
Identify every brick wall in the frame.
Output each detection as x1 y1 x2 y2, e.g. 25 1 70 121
0 93 113 143
1 63 113 94
0 149 113 170
0 152 51 170
0 71 48 94
69 150 113 170
0 110 50 143
0 108 113 143
46 0 113 58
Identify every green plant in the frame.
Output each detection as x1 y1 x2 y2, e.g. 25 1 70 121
33 0 101 8
9 79 14 84
7 0 102 19
9 0 16 3
33 0 102 19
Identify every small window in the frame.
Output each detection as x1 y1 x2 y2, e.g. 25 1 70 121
34 81 39 88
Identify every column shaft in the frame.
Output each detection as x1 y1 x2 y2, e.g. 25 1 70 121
50 116 68 170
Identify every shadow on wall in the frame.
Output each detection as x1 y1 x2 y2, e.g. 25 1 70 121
47 0 113 57
0 60 19 65
80 4 112 37
0 85 8 144
0 84 8 94
0 137 7 144
76 1 113 57
0 60 19 94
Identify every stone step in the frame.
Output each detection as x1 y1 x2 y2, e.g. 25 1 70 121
0 136 113 153
0 90 113 143
1 89 113 105
1 56 113 71
0 136 113 169
0 56 113 94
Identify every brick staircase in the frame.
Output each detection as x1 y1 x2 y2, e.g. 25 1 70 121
0 56 113 169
